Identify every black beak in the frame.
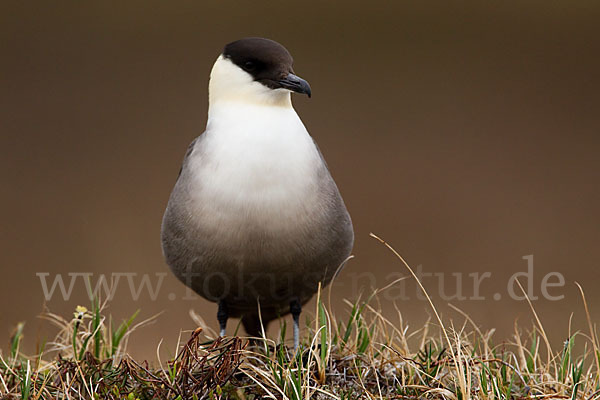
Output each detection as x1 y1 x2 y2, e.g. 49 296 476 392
278 73 312 98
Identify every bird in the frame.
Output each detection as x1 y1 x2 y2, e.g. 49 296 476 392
161 37 354 349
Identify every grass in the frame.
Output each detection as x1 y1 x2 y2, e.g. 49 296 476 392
1 237 599 399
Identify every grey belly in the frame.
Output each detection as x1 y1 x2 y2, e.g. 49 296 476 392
161 193 353 317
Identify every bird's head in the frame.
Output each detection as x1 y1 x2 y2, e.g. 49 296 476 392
209 37 311 107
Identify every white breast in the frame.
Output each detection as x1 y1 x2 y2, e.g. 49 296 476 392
185 101 325 234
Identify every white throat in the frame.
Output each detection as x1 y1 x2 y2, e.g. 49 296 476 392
208 55 292 109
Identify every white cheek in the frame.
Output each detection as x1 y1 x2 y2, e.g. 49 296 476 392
208 55 291 106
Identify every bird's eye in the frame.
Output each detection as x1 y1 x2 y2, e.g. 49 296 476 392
243 61 256 71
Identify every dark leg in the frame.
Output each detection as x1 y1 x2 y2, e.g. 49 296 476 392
217 300 228 337
290 299 302 350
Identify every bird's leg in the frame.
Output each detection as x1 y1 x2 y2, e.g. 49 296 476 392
217 300 228 337
290 298 302 350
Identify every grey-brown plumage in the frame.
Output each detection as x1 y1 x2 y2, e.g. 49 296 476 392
160 38 353 346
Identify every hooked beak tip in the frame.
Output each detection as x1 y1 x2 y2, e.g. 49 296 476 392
279 73 311 97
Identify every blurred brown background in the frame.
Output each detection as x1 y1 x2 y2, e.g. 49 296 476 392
1 1 599 358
